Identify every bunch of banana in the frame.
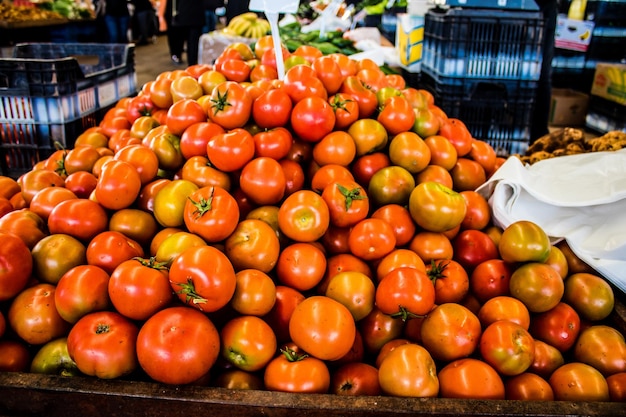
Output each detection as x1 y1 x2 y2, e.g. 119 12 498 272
223 12 271 39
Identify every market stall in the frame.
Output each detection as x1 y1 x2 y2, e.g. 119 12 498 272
1 0 626 415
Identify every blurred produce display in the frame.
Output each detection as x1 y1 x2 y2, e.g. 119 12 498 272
37 0 94 20
0 2 65 23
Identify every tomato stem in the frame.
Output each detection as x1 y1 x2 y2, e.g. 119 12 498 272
172 278 208 309
210 88 231 115
133 256 169 271
427 259 449 284
187 187 215 219
390 306 425 322
280 346 308 362
336 183 366 211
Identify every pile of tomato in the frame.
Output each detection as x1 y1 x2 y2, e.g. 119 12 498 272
1 34 625 403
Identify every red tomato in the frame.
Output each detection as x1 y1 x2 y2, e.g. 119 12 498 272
225 218 281 273
239 157 287 206
438 358 505 399
179 121 225 159
388 131 431 174
329 92 360 130
378 343 439 397
359 307 404 355
207 81 252 129
427 259 469 304
408 181 467 232
278 190 330 243
290 96 336 143
0 232 32 301
108 258 173 321
321 180 369 228
183 185 239 242
452 229 500 271
276 242 327 292
9 283 70 346
252 88 292 129
530 302 581 353
94 159 142 210
505 373 554 401
421 303 481 362
166 98 207 136
477 295 531 330
330 362 381 396
86 230 144 275
67 311 138 379
409 231 454 263
607 373 626 401
252 127 293 160
480 320 536 376
438 118 473 157
377 263 437 318
264 285 306 343
47 198 108 242
137 306 220 385
450 158 487 192
54 265 111 324
281 64 328 103
530 339 565 378
325 271 376 322
0 208 46 249
206 128 255 172
169 245 236 313
424 135 458 170
339 75 378 118
230 269 277 316
0 340 30 372
459 190 491 230
470 259 514 302
377 95 416 136
220 315 277 372
289 295 356 361
348 217 396 262
264 346 330 393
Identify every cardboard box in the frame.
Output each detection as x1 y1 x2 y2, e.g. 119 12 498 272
549 88 589 126
395 13 424 73
591 62 626 106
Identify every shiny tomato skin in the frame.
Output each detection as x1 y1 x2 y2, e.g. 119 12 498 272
230 269 277 317
549 362 610 402
505 373 554 401
153 179 199 228
47 199 109 243
9 283 70 346
264 347 331 393
166 98 207 136
207 81 252 130
408 181 466 233
54 265 111 324
66 311 139 379
136 306 220 385
479 320 536 376
278 190 330 243
220 315 277 372
376 267 435 319
31 233 86 285
290 96 336 143
263 285 306 344
530 302 581 353
0 340 30 372
86 231 145 275
573 325 626 376
108 258 174 321
331 362 381 396
498 220 551 264
94 159 142 211
0 208 46 249
607 372 626 401
183 185 240 243
225 218 281 273
421 303 481 362
0 232 32 301
438 358 505 399
252 88 293 129
169 245 236 313
289 295 356 361
452 229 500 272
378 343 439 398
563 272 615 322
359 307 404 355
470 259 514 303
509 263 564 313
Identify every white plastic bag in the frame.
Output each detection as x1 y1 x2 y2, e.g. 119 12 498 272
476 149 626 293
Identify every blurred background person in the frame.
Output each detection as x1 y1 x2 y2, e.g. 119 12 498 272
132 0 158 45
225 0 250 23
203 0 224 33
104 0 131 43
158 0 206 65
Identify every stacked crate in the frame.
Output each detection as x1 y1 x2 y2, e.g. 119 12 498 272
419 6 544 156
0 43 136 178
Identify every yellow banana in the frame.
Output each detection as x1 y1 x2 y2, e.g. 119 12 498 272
606 66 622 86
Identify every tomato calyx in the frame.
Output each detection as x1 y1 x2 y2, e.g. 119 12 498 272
426 259 449 284
210 88 232 115
172 278 208 308
336 184 366 210
390 306 425 322
330 95 354 113
187 187 216 219
134 256 169 271
280 346 308 362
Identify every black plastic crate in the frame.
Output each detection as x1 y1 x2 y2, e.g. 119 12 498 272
586 26 626 63
1 43 134 97
0 106 110 179
422 7 544 81
420 71 537 156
